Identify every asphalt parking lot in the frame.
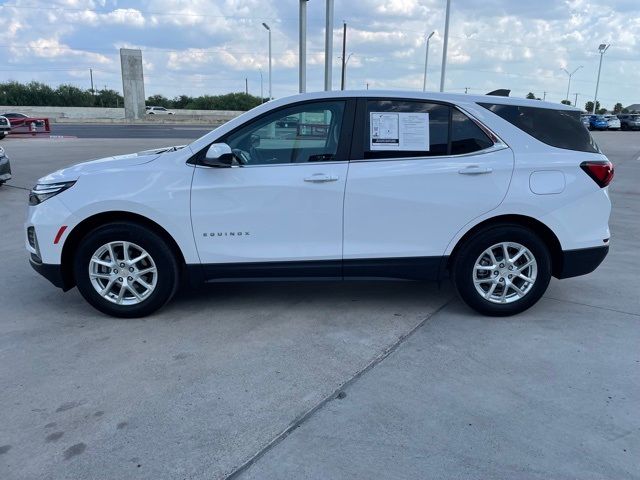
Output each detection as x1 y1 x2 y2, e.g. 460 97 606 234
0 130 638 479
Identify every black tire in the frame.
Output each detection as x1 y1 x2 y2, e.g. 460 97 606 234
74 222 179 318
451 225 552 316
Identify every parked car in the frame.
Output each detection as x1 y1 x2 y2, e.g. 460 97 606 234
146 106 174 115
26 91 612 318
275 115 300 128
0 145 11 185
617 113 640 130
604 115 621 130
1 112 46 129
0 115 10 139
580 114 590 129
588 115 609 131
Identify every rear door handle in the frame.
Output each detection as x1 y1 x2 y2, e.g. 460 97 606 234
458 165 493 175
304 173 338 183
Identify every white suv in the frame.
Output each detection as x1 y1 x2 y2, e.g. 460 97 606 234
26 91 613 318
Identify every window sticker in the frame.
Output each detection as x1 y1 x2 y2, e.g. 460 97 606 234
370 112 430 151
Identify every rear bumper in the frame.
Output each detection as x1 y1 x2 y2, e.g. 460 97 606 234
555 245 609 279
29 257 69 290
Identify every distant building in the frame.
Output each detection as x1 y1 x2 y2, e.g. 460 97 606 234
625 104 640 112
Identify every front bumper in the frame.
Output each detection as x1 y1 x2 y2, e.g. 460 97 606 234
29 256 69 290
555 245 609 279
0 156 11 181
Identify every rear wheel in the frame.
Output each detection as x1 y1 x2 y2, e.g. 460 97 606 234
74 222 179 318
452 225 551 316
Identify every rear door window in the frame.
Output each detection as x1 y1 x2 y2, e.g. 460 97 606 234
363 100 449 159
451 109 494 155
480 103 599 153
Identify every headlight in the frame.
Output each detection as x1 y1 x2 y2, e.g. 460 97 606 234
0 146 5 158
29 181 76 206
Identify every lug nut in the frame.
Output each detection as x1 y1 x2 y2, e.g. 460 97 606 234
493 271 499 275
129 267 134 272
508 274 513 279
120 262 125 267
118 277 123 282
508 266 513 270
113 269 118 274
128 276 133 281
499 263 504 268
499 278 504 282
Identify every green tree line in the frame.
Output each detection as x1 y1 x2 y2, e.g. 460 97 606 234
526 92 634 114
0 81 266 111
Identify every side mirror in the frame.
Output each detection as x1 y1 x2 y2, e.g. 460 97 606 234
202 143 234 167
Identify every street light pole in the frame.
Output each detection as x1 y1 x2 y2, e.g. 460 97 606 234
439 0 451 92
340 21 347 90
259 69 264 102
592 43 610 114
562 65 583 102
324 0 334 91
299 0 308 93
262 23 272 100
422 31 435 92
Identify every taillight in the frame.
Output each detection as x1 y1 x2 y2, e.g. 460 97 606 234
580 160 614 188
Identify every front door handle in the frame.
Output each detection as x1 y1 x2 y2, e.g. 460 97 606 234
458 165 493 175
304 173 338 183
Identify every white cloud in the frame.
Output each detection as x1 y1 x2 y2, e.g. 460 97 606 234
0 0 637 107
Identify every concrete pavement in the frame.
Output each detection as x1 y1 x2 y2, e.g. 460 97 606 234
0 131 638 479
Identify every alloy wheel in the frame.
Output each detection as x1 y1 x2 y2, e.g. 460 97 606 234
473 242 538 304
88 241 158 305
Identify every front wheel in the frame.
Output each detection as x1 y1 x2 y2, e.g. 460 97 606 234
74 222 179 318
452 225 551 316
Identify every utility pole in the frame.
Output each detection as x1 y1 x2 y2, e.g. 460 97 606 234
543 91 547 101
259 69 264 102
262 23 272 100
340 21 347 90
89 68 94 95
439 0 451 92
366 82 369 90
324 0 334 91
592 43 610 114
464 87 469 94
574 92 579 107
245 77 248 95
299 0 308 93
422 31 435 92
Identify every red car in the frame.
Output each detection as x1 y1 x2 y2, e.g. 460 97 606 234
1 112 50 134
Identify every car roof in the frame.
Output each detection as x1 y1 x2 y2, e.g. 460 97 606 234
270 90 581 112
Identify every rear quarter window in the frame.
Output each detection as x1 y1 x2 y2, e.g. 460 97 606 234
480 103 599 153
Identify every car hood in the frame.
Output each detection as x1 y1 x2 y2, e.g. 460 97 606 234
37 145 186 183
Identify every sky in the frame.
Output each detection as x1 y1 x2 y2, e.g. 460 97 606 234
0 0 638 109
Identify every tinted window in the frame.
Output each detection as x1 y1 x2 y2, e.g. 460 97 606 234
480 103 598 153
224 100 345 165
364 100 449 159
451 109 493 155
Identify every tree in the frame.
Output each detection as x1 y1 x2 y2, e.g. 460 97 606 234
526 92 536 99
146 94 171 108
622 108 629 113
584 100 600 113
560 99 571 105
597 108 607 115
613 102 623 114
0 80 265 111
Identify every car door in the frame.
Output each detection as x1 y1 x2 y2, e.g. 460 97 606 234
343 98 514 278
190 99 354 279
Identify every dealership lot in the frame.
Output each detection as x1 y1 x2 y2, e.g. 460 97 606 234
0 130 638 479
